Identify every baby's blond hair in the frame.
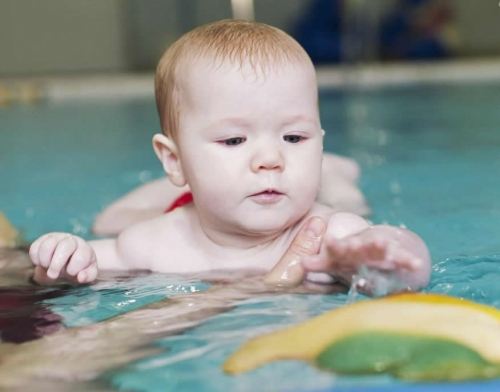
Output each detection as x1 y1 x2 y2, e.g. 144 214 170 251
155 19 313 140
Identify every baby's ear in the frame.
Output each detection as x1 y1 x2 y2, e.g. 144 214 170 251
152 134 186 187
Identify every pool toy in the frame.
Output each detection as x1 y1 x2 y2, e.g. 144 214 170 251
0 212 19 248
224 293 500 381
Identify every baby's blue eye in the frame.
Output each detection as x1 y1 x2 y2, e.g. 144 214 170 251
222 137 246 146
283 135 306 143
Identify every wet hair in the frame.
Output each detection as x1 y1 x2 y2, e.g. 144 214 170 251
155 19 313 140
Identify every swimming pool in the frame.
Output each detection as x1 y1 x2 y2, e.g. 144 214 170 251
1 78 500 391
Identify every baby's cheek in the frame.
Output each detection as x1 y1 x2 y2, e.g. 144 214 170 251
194 187 231 211
293 166 321 203
326 213 370 239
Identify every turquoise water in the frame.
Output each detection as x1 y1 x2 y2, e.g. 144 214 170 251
1 81 500 390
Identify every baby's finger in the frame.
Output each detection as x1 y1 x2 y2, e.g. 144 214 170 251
366 238 388 261
37 235 60 268
46 235 78 279
32 265 58 285
77 264 98 284
323 236 347 259
66 244 95 276
390 247 421 271
29 235 48 265
301 253 329 271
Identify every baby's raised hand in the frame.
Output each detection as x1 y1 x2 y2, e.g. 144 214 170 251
302 217 430 294
309 229 421 273
29 233 98 284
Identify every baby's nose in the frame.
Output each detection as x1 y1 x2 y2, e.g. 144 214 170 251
251 144 284 172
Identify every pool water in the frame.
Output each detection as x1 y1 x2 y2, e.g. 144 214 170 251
1 81 500 391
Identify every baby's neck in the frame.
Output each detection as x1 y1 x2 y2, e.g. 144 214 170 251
201 225 283 250
187 206 299 256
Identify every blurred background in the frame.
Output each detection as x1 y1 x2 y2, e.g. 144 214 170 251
0 0 499 78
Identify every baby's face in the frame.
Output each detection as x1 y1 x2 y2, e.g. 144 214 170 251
176 58 323 236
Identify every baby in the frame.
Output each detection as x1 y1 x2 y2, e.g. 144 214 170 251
29 20 431 292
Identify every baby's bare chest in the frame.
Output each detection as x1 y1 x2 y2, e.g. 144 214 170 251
145 219 289 274
144 204 334 274
144 216 210 273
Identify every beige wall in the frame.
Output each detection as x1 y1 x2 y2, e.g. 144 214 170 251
0 0 126 76
1 0 499 76
454 0 500 56
0 0 310 76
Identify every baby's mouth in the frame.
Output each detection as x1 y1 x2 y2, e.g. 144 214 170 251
249 189 285 205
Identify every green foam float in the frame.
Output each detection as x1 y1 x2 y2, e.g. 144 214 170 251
317 332 500 381
224 293 500 382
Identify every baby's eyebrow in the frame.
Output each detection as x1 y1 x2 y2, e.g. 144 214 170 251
203 115 319 133
281 115 318 127
206 117 251 130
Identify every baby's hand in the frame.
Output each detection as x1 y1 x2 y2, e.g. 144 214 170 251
310 228 421 273
303 225 430 294
29 233 98 284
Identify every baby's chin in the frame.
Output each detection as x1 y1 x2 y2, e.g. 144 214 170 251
231 210 307 238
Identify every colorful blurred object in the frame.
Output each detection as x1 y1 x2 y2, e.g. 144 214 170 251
293 0 456 63
380 0 456 60
293 0 343 63
0 212 19 248
224 293 500 381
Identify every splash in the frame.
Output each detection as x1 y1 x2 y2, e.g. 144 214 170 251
347 265 411 303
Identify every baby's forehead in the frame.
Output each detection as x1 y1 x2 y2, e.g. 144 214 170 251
174 55 319 129
177 56 257 84
176 54 315 92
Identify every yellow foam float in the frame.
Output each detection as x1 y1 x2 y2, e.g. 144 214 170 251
224 293 500 381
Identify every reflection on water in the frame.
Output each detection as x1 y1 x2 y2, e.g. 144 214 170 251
0 286 66 343
428 254 500 308
0 248 498 390
0 263 345 390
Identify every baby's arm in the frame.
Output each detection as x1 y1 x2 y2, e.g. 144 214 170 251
302 213 431 294
93 178 189 236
